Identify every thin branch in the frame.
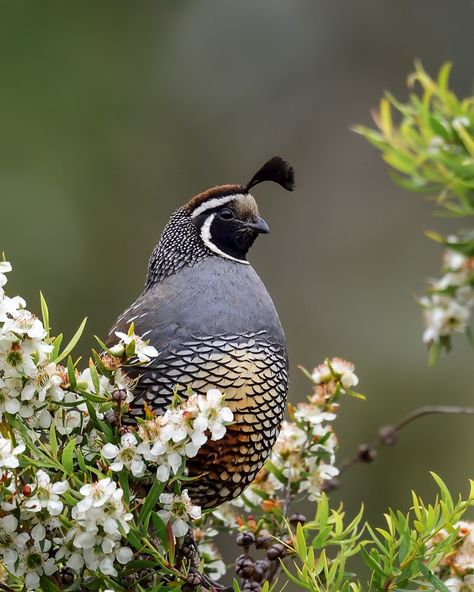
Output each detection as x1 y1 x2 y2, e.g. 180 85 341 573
339 405 474 473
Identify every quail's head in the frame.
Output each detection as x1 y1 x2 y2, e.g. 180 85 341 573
145 156 294 288
184 156 295 264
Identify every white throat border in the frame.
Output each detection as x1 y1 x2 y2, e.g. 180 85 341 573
200 213 250 265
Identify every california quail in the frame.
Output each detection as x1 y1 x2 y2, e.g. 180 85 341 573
108 157 294 509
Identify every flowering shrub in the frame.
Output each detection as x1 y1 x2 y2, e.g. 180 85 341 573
355 61 474 363
0 60 473 592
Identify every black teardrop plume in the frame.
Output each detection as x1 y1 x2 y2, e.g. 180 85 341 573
245 156 295 192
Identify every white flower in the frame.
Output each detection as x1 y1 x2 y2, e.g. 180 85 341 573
422 294 470 343
294 403 337 425
2 310 46 340
198 542 226 581
159 408 189 443
452 115 471 130
0 515 18 555
73 478 132 535
76 478 117 512
76 367 110 397
299 463 339 501
11 533 57 589
0 294 26 323
23 470 69 516
312 358 359 391
444 249 468 272
196 389 234 440
0 260 12 286
54 407 82 435
144 440 183 482
102 433 146 477
273 421 306 456
0 435 25 470
114 331 158 363
158 490 201 537
443 577 462 592
0 375 22 419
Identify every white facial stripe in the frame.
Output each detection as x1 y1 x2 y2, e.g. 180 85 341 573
191 193 245 218
200 213 250 265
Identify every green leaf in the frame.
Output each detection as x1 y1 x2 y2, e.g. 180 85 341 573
61 438 76 474
50 334 63 361
150 512 168 548
138 479 165 525
53 317 87 364
430 472 454 511
428 341 442 367
88 360 101 394
118 472 130 505
39 291 50 337
67 355 77 390
50 423 58 458
416 562 451 591
295 523 307 559
39 576 62 592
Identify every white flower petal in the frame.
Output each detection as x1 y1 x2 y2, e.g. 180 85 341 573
172 518 189 537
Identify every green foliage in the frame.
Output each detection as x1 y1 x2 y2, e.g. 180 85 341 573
281 475 474 592
355 61 474 360
354 61 474 217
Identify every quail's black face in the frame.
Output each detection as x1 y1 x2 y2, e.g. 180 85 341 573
191 194 269 263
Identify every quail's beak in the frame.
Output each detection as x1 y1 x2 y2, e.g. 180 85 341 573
246 216 270 234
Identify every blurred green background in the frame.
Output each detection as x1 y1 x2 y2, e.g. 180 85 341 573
1 1 473 530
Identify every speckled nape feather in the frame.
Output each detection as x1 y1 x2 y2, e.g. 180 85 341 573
145 209 209 289
109 157 294 509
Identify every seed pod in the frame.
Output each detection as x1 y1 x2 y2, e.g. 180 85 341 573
289 513 307 526
236 554 255 578
236 531 256 547
266 543 285 561
243 582 262 592
255 532 272 549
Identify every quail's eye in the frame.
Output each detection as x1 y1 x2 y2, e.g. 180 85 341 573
219 208 234 220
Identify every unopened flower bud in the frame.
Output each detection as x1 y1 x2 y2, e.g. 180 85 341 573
104 410 117 424
109 344 125 357
22 484 32 497
378 425 398 446
112 388 127 402
358 444 377 463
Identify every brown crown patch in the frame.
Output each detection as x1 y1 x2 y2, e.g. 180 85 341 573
183 184 246 214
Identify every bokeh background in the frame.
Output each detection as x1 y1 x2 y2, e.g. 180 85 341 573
1 0 474 541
